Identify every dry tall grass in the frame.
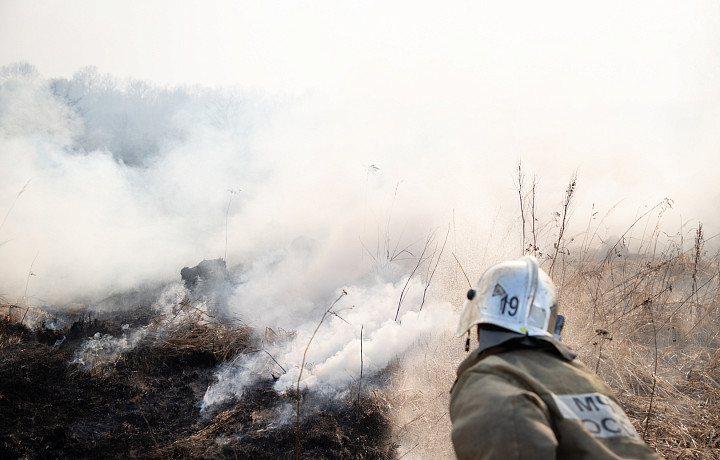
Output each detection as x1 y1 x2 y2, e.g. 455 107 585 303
512 166 720 457
557 229 720 459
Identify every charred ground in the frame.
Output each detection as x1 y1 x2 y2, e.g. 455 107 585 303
0 307 395 459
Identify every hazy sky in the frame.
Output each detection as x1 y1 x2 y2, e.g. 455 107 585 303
3 1 718 204
2 1 720 92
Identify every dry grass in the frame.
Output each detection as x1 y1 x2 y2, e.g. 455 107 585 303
511 169 720 457
147 320 252 366
554 228 720 459
387 236 720 459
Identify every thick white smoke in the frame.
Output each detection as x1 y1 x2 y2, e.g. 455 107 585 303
201 277 456 411
0 65 468 306
2 62 718 399
2 59 719 308
0 67 466 420
1 66 274 303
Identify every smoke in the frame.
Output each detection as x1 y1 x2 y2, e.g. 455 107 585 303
2 4 719 455
3 49 720 306
201 277 455 412
0 65 269 303
2 56 718 401
70 325 148 368
0 66 465 420
69 281 201 369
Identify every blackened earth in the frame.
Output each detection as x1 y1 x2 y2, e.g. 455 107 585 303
0 313 395 459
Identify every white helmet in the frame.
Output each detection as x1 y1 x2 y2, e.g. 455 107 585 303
456 255 558 338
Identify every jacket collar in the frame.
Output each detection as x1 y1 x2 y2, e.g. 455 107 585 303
452 327 577 394
474 326 577 361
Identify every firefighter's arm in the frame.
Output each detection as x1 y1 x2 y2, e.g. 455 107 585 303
449 368 558 460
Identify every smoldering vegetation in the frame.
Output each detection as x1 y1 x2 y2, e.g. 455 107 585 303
0 64 452 459
3 185 719 460
0 286 395 459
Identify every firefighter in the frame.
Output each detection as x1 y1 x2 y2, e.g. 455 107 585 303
450 255 660 459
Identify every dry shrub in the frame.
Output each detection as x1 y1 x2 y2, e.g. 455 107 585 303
158 298 253 362
145 320 252 365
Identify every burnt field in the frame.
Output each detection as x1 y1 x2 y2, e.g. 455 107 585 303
0 305 395 459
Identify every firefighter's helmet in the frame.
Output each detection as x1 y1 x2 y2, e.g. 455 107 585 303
456 255 558 338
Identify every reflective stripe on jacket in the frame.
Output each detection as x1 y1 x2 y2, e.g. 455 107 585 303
450 346 661 459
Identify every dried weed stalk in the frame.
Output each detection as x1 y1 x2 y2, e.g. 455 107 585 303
548 172 576 278
296 289 348 460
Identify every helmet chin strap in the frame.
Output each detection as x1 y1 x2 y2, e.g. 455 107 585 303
554 315 565 339
463 325 482 353
464 289 477 352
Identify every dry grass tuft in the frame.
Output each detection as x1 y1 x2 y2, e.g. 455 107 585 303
0 303 29 348
145 320 252 366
